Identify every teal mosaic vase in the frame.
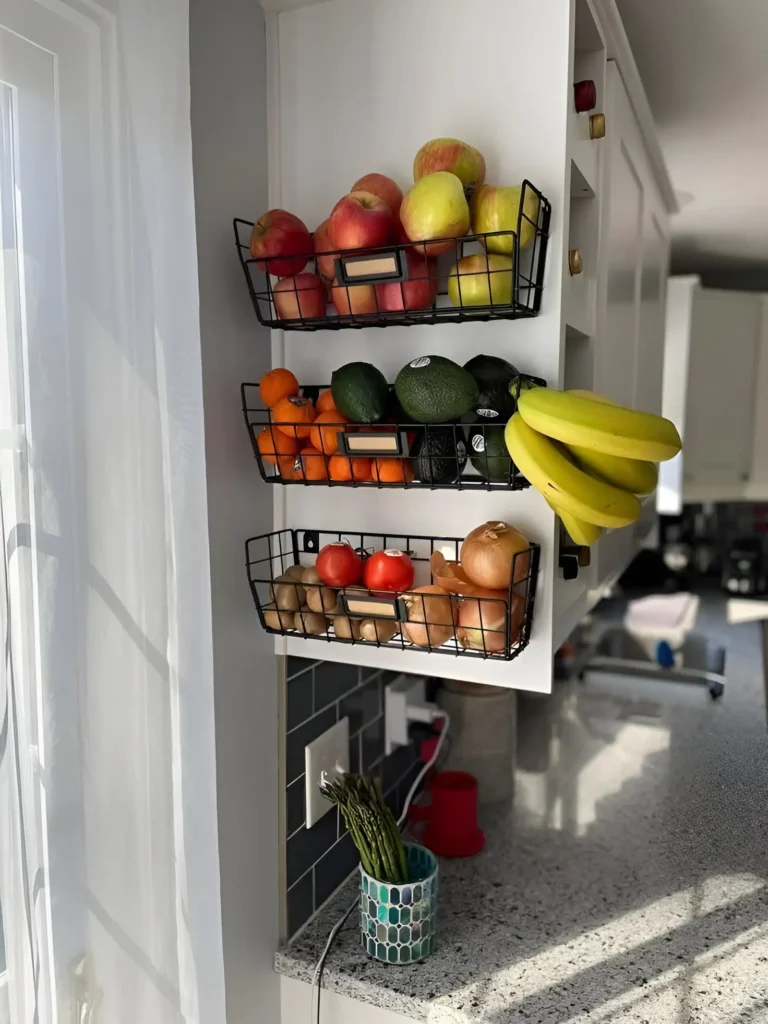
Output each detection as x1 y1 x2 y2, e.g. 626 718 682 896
359 842 438 964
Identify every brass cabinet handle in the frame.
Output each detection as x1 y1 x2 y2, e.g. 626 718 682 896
569 249 583 276
589 113 606 140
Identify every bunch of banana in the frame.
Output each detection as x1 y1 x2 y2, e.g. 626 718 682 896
505 386 682 547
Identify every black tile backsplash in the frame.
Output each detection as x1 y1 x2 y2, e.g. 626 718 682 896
287 804 338 887
283 658 424 938
314 661 360 710
286 776 305 836
286 868 313 939
286 667 313 731
286 704 336 785
314 832 359 908
339 677 381 734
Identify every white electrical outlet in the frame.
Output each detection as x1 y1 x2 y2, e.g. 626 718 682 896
305 717 350 828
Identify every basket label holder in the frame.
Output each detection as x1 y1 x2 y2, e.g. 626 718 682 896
340 592 406 621
338 430 408 457
334 249 407 287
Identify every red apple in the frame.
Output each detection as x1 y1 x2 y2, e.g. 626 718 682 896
249 209 313 277
313 218 337 284
328 191 396 251
351 173 403 216
331 278 378 316
375 249 438 312
413 138 486 195
273 273 327 320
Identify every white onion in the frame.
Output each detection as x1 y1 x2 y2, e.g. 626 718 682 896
460 521 529 590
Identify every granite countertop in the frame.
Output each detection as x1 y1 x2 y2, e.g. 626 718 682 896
276 595 768 1023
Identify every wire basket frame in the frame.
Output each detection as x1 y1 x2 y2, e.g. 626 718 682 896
234 181 551 332
246 528 540 662
242 374 545 491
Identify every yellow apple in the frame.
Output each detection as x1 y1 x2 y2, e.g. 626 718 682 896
399 171 470 256
447 253 514 307
470 184 540 253
413 138 486 195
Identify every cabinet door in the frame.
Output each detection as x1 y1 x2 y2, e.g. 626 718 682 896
593 63 670 588
683 290 762 487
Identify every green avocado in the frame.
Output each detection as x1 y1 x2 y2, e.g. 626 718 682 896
412 427 467 484
395 355 479 424
467 423 512 482
331 362 389 423
463 354 520 421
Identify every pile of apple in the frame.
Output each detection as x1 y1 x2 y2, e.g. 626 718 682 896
249 137 539 319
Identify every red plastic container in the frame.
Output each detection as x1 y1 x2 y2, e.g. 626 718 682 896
416 770 485 858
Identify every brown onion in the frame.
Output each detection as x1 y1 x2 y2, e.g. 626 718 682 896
460 521 530 590
457 591 524 653
402 585 457 648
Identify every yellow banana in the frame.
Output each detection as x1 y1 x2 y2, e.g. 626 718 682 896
563 390 658 493
568 446 658 495
505 413 640 528
546 498 603 546
517 387 682 463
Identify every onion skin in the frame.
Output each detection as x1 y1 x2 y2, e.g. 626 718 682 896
460 521 530 590
402 585 458 648
457 591 525 653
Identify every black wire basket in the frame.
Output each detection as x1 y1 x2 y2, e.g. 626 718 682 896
246 528 540 662
242 374 545 491
234 180 551 331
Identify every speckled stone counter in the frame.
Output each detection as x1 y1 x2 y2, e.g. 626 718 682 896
276 596 768 1023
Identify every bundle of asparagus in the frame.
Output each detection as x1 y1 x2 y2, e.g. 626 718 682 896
320 773 409 885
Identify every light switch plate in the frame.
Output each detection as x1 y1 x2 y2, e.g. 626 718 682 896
305 717 350 829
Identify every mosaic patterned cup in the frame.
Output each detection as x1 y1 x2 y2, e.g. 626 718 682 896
359 842 438 964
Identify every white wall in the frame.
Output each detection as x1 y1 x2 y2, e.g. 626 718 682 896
189 2 281 1022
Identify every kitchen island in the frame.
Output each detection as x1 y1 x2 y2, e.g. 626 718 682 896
276 595 768 1023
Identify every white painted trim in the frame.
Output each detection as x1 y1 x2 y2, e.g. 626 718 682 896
591 0 677 212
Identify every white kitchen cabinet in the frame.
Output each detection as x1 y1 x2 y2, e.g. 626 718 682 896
659 277 768 510
257 0 675 691
589 62 671 593
281 976 414 1023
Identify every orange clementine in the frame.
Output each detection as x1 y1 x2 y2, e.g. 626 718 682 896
276 453 299 479
309 409 349 455
316 389 339 414
272 396 315 439
259 367 299 408
371 458 415 484
295 446 329 481
329 454 372 482
256 426 300 465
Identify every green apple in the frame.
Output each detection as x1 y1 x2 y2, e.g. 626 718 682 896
399 171 470 256
447 253 514 307
470 184 540 252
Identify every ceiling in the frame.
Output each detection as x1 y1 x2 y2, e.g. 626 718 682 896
616 0 768 277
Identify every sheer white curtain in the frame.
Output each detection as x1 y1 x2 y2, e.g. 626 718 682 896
0 1 224 1022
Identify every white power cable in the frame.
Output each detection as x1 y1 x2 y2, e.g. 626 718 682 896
309 706 450 1024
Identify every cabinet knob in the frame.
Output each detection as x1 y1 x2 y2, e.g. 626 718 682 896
568 249 583 276
574 79 597 113
589 113 606 140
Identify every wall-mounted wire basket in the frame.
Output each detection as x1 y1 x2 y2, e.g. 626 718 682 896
242 374 545 491
234 181 550 331
246 528 540 662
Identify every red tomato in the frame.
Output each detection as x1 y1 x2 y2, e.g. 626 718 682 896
316 542 363 588
363 549 415 593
